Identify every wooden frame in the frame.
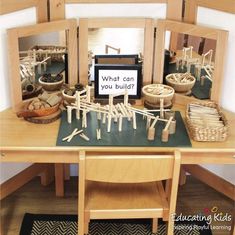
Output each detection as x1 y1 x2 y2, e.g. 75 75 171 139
184 0 235 24
0 0 48 23
78 18 154 86
7 19 78 110
153 19 228 104
49 0 183 21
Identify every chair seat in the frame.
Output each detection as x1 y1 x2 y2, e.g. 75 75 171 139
85 180 169 219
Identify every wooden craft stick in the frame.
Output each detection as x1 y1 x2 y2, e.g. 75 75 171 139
62 128 78 141
160 98 164 119
76 108 80 120
102 113 106 124
97 103 101 120
63 129 83 142
67 130 82 143
132 111 137 130
86 85 91 103
146 116 151 130
82 111 87 128
118 115 123 132
150 115 159 129
164 116 173 131
79 133 90 141
107 114 112 133
67 106 72 124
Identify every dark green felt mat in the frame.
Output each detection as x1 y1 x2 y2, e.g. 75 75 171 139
56 110 191 147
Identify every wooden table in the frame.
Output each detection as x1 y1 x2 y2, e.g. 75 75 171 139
1 103 234 164
1 103 234 193
1 103 235 235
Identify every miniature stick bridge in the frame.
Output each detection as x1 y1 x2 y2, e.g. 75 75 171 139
66 86 176 142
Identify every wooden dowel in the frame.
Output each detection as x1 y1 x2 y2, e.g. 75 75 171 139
164 117 173 131
150 115 159 129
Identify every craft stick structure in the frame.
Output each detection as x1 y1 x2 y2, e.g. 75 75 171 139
66 86 177 142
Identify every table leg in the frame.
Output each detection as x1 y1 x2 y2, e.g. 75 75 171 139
64 164 70 181
40 163 54 186
55 163 64 197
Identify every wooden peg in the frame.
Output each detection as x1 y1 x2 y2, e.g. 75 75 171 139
161 117 173 142
200 76 205 86
147 127 155 141
169 119 176 134
96 129 101 140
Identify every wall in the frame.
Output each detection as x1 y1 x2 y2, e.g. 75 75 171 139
0 4 234 184
196 7 235 185
0 8 37 183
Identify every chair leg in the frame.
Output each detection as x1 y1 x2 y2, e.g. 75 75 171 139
152 218 158 233
179 166 187 186
84 221 89 235
166 221 174 235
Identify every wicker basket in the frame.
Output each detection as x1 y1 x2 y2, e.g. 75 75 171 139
186 102 228 142
166 73 196 93
142 84 175 104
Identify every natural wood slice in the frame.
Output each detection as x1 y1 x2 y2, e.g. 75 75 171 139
144 100 172 109
24 109 61 124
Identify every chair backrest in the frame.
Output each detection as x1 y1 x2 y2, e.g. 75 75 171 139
85 154 178 183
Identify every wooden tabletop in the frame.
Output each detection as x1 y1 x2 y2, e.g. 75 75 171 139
1 103 235 164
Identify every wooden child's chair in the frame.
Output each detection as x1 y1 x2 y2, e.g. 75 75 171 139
78 150 181 235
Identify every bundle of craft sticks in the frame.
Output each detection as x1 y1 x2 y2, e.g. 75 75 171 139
188 103 224 128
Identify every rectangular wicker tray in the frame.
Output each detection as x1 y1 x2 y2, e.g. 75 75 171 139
185 102 228 142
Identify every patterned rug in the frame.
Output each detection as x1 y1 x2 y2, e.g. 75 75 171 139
19 213 212 235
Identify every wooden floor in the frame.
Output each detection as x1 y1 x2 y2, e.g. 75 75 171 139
1 176 234 235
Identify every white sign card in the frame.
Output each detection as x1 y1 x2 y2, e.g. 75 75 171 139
95 65 142 99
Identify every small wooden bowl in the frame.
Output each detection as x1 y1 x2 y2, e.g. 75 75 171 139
38 76 64 91
142 84 175 104
166 73 196 93
62 89 76 104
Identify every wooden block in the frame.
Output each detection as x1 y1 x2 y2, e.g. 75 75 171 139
165 110 175 120
169 120 176 134
161 129 169 142
147 127 155 141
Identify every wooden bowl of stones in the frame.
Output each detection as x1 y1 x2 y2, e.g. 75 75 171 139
39 73 64 91
166 73 196 94
17 92 62 118
62 84 85 105
142 84 175 107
